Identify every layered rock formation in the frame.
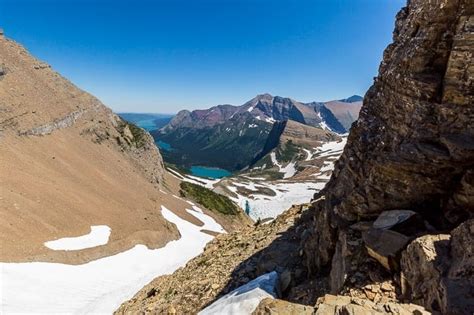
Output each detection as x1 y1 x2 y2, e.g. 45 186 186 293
303 0 473 312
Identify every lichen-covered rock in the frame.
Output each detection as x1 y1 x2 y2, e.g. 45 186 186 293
401 220 474 314
304 0 474 272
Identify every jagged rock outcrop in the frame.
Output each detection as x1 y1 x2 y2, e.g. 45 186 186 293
303 0 473 312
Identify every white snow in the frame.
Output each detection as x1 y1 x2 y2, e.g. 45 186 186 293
302 148 313 161
247 106 254 113
199 272 278 315
186 207 226 234
44 225 111 251
168 168 219 189
248 123 257 128
228 181 326 220
280 161 296 179
317 111 331 131
265 117 276 123
313 137 347 158
269 152 296 179
0 206 224 314
270 152 280 168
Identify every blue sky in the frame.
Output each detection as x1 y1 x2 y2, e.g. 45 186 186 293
0 0 405 113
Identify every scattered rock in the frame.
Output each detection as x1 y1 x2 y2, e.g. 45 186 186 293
252 298 315 315
315 294 430 315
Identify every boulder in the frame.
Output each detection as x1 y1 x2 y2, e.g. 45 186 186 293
401 220 474 314
252 298 315 315
363 228 411 272
372 210 424 236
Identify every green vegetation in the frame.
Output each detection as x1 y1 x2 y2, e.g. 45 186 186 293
179 182 238 215
116 119 148 149
126 122 147 148
277 140 299 162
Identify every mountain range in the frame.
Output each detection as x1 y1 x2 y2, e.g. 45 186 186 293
155 93 362 172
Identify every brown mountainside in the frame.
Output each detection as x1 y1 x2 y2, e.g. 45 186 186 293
0 34 229 264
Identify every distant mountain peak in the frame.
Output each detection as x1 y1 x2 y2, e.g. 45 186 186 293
340 95 363 103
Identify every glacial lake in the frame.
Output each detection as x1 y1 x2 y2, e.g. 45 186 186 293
156 140 172 151
136 119 159 131
189 166 231 179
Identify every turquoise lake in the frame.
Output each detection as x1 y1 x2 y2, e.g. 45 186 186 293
136 119 158 131
156 140 172 151
189 166 231 179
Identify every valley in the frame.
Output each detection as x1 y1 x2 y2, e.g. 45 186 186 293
151 93 361 173
1 0 472 314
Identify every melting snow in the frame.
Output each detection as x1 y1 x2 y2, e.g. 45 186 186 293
199 272 278 315
228 181 326 220
313 137 347 157
0 206 224 314
269 152 295 179
317 112 331 131
168 168 219 189
302 148 313 161
44 226 111 251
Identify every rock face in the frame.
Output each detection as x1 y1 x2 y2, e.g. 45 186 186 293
302 0 474 312
304 0 473 269
401 219 474 314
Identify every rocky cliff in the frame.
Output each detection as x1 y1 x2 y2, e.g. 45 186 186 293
303 0 473 312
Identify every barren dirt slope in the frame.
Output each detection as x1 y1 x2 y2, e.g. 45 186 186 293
0 34 208 264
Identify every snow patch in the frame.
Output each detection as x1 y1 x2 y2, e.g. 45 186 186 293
269 152 295 179
44 226 111 251
265 117 276 123
0 206 224 314
199 272 278 315
280 161 296 179
302 148 313 161
168 168 219 189
228 181 325 221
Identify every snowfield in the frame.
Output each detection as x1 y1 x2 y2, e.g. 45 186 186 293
44 225 111 251
0 206 224 314
270 152 296 179
227 181 326 220
199 272 278 315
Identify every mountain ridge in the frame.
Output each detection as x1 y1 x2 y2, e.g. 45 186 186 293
154 93 360 172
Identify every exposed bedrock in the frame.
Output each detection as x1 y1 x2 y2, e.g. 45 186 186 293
303 0 473 312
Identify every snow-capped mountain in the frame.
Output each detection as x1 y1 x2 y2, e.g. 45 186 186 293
154 94 361 172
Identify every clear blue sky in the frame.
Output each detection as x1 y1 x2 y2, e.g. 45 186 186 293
0 0 405 113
